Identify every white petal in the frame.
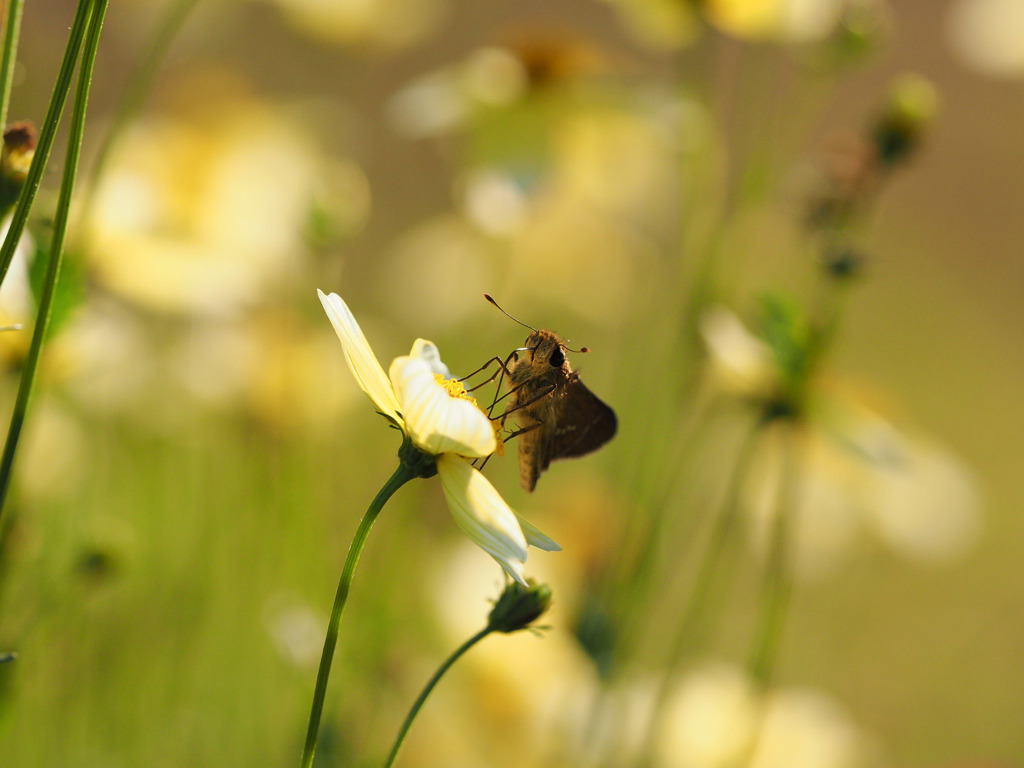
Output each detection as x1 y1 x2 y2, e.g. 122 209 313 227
409 338 451 378
390 352 496 458
700 306 777 398
516 515 561 552
317 290 402 423
867 439 981 562
436 455 529 584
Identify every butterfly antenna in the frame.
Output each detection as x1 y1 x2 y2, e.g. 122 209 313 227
484 294 537 333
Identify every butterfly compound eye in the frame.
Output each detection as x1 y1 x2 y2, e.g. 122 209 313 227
549 347 565 367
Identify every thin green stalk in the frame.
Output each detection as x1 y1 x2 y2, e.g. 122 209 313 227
633 421 764 768
0 0 92 289
747 422 798 688
382 626 492 768
666 421 764 664
0 0 108 522
81 0 201 218
300 462 417 768
0 0 26 128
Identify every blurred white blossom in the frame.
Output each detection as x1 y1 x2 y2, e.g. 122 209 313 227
947 0 1024 77
743 399 981 578
261 0 446 48
87 93 366 317
701 307 981 577
656 662 873 768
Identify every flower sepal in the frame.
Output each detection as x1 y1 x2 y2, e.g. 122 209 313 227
398 436 439 480
486 579 552 634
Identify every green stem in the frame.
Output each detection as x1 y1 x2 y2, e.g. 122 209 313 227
747 421 798 688
300 462 417 768
0 0 25 128
0 0 92 289
80 0 201 221
667 422 764 663
382 626 492 768
0 0 108 522
634 421 764 768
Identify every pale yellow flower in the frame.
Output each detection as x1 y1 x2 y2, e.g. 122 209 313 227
657 662 872 768
701 308 980 577
700 305 780 400
947 0 1024 77
263 0 445 49
318 290 559 582
87 95 368 317
703 0 855 42
600 0 702 49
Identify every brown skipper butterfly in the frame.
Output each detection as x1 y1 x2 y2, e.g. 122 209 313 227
485 295 617 491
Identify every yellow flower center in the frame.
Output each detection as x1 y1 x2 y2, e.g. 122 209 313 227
434 373 476 403
489 424 506 457
434 373 505 456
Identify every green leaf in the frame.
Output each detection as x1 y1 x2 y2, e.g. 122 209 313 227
27 229 85 336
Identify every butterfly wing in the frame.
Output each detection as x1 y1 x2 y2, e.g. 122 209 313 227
547 377 617 460
517 376 617 491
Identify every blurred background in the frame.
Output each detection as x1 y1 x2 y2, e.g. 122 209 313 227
0 0 1022 766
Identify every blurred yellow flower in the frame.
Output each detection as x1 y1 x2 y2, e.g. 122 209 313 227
701 307 981 577
600 0 702 49
0 216 35 363
388 47 529 139
318 290 559 583
87 96 367 316
703 0 857 42
656 662 872 768
700 305 780 400
497 106 677 321
744 400 980 577
262 0 446 49
947 0 1024 77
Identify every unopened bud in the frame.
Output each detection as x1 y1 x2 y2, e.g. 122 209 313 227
0 121 38 215
2 122 37 180
823 246 865 281
873 74 938 167
827 0 892 65
487 580 552 633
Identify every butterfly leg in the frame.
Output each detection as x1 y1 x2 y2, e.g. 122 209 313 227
459 356 507 388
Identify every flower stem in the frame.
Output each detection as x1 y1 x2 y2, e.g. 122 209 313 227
382 626 492 768
0 0 26 129
0 0 108 523
79 0 201 220
0 0 92 289
747 423 798 688
300 461 418 768
634 422 764 768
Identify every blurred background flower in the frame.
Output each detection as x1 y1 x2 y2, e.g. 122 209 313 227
260 0 449 49
700 304 981 578
84 81 368 317
946 0 1024 77
655 661 874 768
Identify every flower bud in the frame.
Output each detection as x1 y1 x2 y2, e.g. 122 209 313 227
487 579 552 633
873 74 938 168
0 121 37 215
823 246 865 281
825 0 892 66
